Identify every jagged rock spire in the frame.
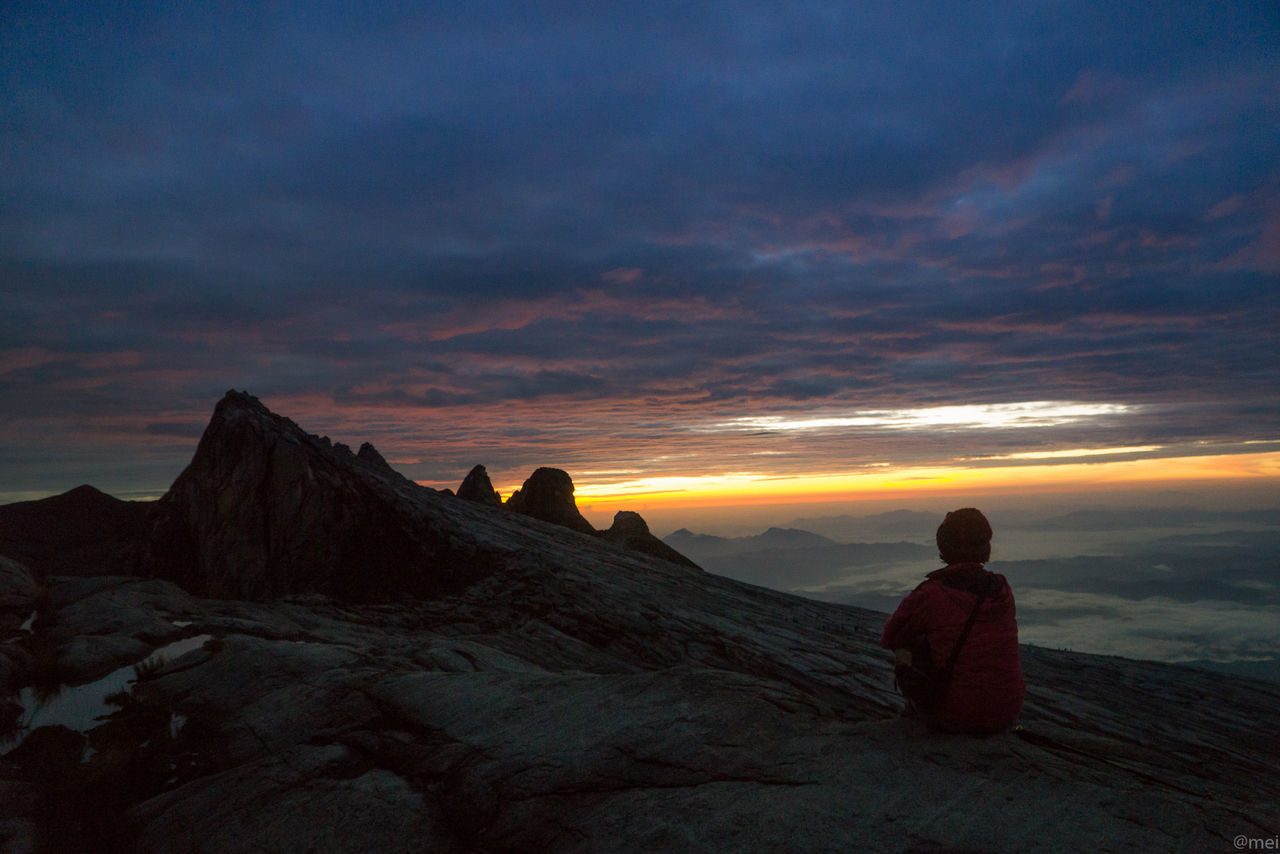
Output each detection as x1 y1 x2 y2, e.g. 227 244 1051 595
457 464 502 507
143 390 479 600
356 442 394 474
130 391 704 598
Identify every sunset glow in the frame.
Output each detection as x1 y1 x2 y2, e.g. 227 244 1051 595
561 449 1280 513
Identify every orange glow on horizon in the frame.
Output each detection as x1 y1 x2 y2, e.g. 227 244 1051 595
566 450 1280 512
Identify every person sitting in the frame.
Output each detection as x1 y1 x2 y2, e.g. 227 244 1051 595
881 508 1025 734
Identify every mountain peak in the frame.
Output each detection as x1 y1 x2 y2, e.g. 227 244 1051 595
604 511 701 569
457 464 502 507
65 483 109 500
505 467 596 535
140 394 699 599
216 387 265 412
144 392 479 599
356 442 393 474
209 389 290 435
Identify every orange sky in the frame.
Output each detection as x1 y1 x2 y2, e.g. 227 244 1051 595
547 449 1280 518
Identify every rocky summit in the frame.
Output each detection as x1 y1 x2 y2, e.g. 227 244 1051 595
142 390 490 600
504 466 598 535
604 510 701 569
456 464 503 508
140 392 689 602
0 392 1277 853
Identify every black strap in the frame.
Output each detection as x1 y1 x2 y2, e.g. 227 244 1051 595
941 591 987 680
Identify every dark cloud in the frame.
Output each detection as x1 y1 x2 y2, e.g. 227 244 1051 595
1 1 1277 498
144 421 206 438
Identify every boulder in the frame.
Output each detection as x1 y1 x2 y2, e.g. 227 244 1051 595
0 557 39 650
505 468 596 535
456 465 502 507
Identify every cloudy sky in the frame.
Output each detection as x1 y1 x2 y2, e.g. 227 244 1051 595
2 1 1278 506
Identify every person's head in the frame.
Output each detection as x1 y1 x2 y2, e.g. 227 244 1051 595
937 508 992 564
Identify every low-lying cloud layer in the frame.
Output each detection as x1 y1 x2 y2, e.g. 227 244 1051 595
2 2 1277 498
689 512 1280 673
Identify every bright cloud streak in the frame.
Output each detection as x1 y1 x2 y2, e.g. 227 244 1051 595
966 445 1165 461
710 402 1138 433
575 474 772 499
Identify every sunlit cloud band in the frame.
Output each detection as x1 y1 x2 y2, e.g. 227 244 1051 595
707 402 1138 433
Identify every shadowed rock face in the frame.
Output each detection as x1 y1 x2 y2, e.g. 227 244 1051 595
505 467 596 535
0 394 701 601
605 511 701 569
0 485 150 579
136 392 696 601
141 391 489 601
355 442 393 474
0 556 38 689
456 465 502 507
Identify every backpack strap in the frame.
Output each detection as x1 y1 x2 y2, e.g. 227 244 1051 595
941 591 987 681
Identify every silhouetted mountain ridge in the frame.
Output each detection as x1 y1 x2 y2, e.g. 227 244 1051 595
665 526 838 558
0 484 150 579
143 389 486 599
666 525 934 591
0 392 699 600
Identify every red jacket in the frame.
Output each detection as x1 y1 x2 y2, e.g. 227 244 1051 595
881 562 1025 733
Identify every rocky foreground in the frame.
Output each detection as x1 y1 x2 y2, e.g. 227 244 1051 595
1 392 1277 853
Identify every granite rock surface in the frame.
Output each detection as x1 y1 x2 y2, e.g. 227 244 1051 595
3 560 1277 853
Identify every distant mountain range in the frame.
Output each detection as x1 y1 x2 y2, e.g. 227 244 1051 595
664 526 840 557
665 527 933 590
776 509 939 541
